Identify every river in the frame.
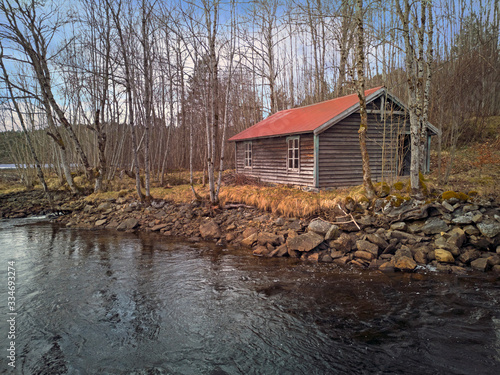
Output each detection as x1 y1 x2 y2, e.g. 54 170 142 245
0 218 499 374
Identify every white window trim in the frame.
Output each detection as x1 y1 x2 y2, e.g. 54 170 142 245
286 136 300 172
244 141 252 168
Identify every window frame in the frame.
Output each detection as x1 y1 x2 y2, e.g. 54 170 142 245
286 136 300 172
244 141 252 168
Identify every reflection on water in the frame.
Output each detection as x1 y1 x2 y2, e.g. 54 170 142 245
0 218 499 374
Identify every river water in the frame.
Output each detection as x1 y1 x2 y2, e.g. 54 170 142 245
0 218 499 375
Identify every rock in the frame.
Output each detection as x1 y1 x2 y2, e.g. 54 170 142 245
420 217 449 235
151 223 167 232
441 201 455 212
226 223 237 231
242 227 259 239
394 246 413 261
288 248 301 258
257 232 280 246
394 256 417 271
275 217 286 226
447 227 466 248
463 204 479 213
287 232 324 252
356 240 379 257
226 232 237 242
95 219 107 227
413 247 428 264
379 261 395 272
308 219 333 236
333 256 350 266
269 244 288 257
366 233 389 250
452 212 476 225
253 245 270 257
241 233 258 247
492 265 500 273
390 230 423 243
117 218 139 231
464 225 480 236
97 201 113 211
325 225 340 241
470 258 489 272
434 249 455 263
458 248 480 264
497 246 500 254
306 252 320 261
199 219 222 239
330 250 344 259
320 254 333 263
287 220 303 231
487 255 500 267
330 233 356 253
476 221 500 238
354 250 375 261
390 222 407 231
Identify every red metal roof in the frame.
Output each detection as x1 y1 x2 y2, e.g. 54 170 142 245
229 86 383 141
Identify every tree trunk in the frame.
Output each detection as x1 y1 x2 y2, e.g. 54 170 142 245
355 0 376 200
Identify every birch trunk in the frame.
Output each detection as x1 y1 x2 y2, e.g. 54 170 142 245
355 0 376 199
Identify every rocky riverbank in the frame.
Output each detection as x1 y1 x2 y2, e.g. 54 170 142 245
1 188 500 274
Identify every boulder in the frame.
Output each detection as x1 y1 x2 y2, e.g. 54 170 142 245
242 227 259 239
394 256 417 271
307 219 333 236
413 247 428 264
390 222 407 231
434 249 455 263
447 227 466 248
253 245 270 257
287 232 324 252
269 244 288 257
470 257 489 272
151 223 167 232
257 232 280 246
330 233 356 253
117 218 139 231
420 217 449 235
354 250 374 261
451 212 474 225
464 225 480 236
97 201 113 211
458 248 480 264
199 219 222 239
366 233 389 250
356 240 379 257
487 255 500 267
241 233 258 247
95 219 107 227
325 225 340 241
477 221 500 238
379 261 395 272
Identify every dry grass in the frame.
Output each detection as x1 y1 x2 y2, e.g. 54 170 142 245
428 139 500 200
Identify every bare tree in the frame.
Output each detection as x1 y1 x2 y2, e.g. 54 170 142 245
355 0 376 199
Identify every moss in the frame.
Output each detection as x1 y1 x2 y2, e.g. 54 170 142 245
118 189 128 198
385 194 411 208
468 190 479 197
393 181 405 191
419 172 429 196
442 190 470 201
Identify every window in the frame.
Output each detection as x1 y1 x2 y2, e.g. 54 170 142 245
287 136 299 170
244 141 252 167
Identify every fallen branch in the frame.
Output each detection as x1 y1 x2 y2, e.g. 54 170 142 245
223 203 254 209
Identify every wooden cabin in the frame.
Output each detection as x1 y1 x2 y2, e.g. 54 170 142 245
228 86 439 189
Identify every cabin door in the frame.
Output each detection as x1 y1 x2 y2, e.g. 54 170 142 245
398 134 411 176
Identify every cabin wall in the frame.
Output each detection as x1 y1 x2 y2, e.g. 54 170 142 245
317 111 410 188
235 134 315 186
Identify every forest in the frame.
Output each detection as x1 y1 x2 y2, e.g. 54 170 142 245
0 0 498 203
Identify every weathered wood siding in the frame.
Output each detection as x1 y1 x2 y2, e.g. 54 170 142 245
235 134 315 186
317 111 409 188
